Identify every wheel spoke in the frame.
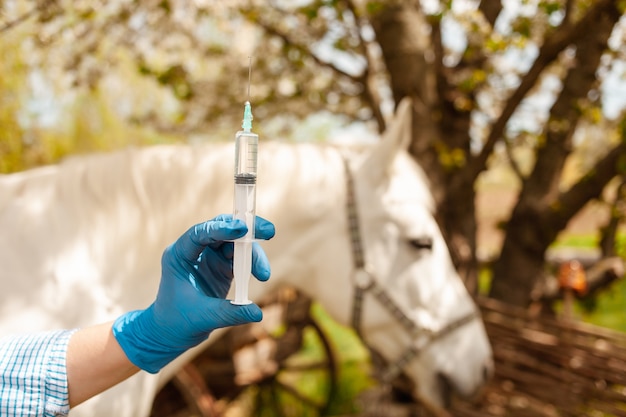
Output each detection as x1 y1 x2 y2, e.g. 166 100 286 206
279 360 330 372
273 379 326 410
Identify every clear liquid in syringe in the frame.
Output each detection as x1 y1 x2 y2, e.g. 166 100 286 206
231 121 258 305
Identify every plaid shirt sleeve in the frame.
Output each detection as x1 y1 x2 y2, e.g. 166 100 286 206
0 330 76 417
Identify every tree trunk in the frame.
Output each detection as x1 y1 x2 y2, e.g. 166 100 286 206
369 3 443 195
439 179 479 292
370 3 481 291
600 178 626 257
433 0 502 291
489 1 623 306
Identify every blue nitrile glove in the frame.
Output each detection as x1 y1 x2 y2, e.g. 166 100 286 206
112 214 275 373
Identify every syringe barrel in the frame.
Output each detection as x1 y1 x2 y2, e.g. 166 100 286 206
234 131 258 180
232 130 258 305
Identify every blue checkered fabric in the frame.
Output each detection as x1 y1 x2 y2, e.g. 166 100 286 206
0 330 75 416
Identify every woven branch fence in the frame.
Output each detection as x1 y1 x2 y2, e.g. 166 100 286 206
450 297 626 417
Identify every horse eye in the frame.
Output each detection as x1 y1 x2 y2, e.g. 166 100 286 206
409 237 433 250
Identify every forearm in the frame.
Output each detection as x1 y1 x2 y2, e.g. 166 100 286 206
66 322 140 407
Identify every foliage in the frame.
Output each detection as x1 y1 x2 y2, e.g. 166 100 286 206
0 31 29 173
0 32 181 173
581 277 626 332
309 303 375 415
2 1 626 307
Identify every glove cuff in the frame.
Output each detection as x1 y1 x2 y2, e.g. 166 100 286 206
112 308 190 374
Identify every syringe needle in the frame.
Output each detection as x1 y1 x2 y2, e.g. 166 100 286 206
247 56 252 101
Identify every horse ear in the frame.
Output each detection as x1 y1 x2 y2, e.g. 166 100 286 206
360 97 413 183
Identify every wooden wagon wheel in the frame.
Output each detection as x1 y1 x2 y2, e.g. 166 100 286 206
246 310 338 417
150 287 338 417
150 362 218 417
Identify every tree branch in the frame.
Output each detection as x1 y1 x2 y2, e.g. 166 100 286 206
251 15 361 83
437 1 501 159
550 140 626 231
0 6 39 34
465 0 616 182
563 0 575 24
478 0 502 28
515 0 621 213
503 134 526 181
344 0 386 132
600 176 626 257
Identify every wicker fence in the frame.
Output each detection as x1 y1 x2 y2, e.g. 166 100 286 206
451 297 626 417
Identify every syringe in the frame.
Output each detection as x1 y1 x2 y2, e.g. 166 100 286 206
231 97 258 305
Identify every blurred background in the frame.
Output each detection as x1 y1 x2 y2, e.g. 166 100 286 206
2 0 626 415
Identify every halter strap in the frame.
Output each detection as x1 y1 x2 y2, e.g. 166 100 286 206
342 158 479 383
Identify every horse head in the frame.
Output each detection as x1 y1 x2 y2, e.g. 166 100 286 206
278 99 494 408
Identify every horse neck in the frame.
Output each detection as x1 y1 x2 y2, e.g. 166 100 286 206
253 143 357 326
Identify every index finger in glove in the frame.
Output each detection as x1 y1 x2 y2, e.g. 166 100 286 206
174 215 276 264
255 216 276 241
175 217 247 263
251 241 271 282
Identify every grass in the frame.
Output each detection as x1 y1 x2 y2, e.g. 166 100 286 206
307 303 376 416
553 233 626 332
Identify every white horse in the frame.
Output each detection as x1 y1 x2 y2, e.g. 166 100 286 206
0 100 492 416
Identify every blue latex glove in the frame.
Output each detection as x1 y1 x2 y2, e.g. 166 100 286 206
113 215 275 373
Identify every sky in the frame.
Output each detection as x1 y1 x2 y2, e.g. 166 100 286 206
16 0 626 146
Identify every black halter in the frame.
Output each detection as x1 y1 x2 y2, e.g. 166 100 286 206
343 158 479 384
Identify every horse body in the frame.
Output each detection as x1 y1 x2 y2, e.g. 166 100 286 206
0 101 492 416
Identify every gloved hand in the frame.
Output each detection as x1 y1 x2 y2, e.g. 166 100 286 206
113 214 275 373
